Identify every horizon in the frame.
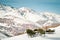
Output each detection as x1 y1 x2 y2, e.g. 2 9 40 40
0 0 60 14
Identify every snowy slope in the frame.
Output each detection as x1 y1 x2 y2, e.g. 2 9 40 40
18 7 46 22
1 34 51 40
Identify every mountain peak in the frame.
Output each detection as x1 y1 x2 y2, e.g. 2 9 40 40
18 7 36 13
20 7 30 10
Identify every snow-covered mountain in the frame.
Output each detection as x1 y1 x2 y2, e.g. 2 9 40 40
0 4 60 39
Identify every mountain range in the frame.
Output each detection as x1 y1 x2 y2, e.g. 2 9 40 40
0 4 60 38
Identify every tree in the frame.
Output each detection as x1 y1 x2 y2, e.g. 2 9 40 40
34 29 38 31
46 29 55 32
37 29 45 36
46 29 55 34
26 29 36 37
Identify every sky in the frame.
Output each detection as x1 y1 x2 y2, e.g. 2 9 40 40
0 0 60 14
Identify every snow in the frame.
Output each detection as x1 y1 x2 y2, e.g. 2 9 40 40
1 34 50 40
0 32 8 39
43 20 54 26
0 23 7 27
24 13 41 22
